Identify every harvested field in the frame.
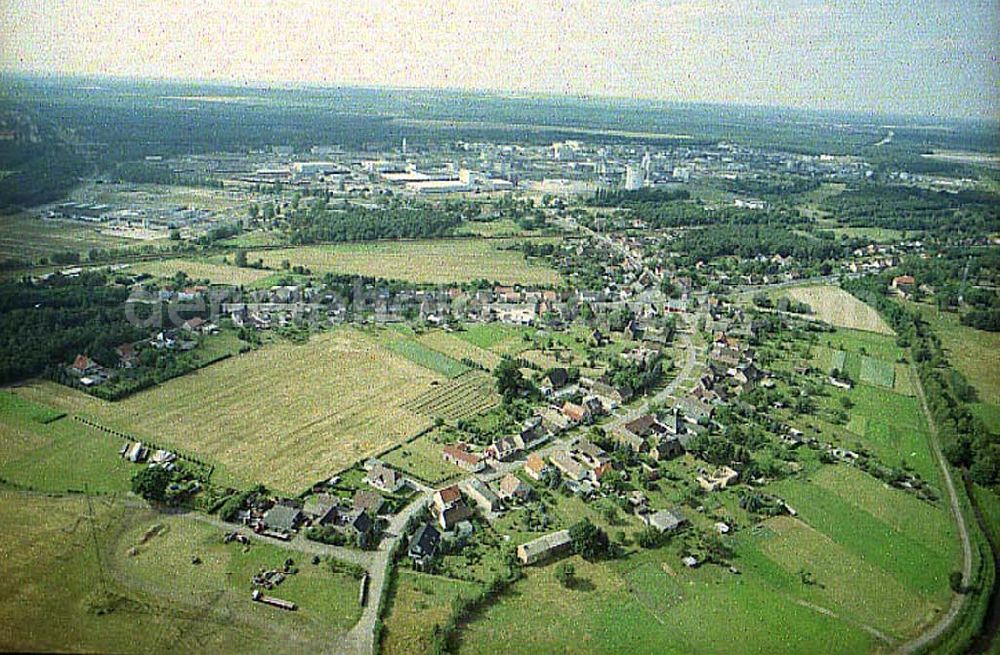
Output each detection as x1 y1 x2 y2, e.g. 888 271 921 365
787 286 894 335
11 328 441 493
129 259 273 285
256 238 560 286
402 371 501 423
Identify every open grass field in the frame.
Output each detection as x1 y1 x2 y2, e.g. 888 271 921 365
917 304 1000 406
401 371 501 423
749 515 935 637
859 355 895 388
0 213 133 263
386 339 470 378
380 570 479 655
456 552 874 655
0 393 133 493
379 430 464 485
130 259 274 286
453 323 531 352
112 512 362 633
825 227 909 243
255 238 561 286
10 328 440 494
416 330 503 370
0 493 357 655
786 286 894 335
455 219 542 238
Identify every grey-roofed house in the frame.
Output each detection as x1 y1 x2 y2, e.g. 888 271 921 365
408 524 441 570
516 529 572 565
262 504 303 533
643 509 688 533
302 493 340 525
353 489 385 516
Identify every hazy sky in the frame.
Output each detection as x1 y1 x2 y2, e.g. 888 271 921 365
1 0 998 119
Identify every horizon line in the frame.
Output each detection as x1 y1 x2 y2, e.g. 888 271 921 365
1 67 997 128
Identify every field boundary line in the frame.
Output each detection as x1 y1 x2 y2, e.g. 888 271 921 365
896 365 972 654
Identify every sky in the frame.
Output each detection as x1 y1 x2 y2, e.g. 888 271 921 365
1 0 998 120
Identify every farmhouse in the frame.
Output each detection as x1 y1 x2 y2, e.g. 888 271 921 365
651 435 684 461
434 485 462 512
524 453 550 480
642 509 688 533
485 435 524 462
367 463 405 493
439 501 474 531
570 438 610 468
182 317 206 333
497 473 532 502
550 450 588 482
539 407 571 433
463 477 501 513
408 524 441 570
561 401 591 425
442 443 485 473
539 368 569 396
516 529 572 565
262 505 303 533
353 490 385 516
302 493 340 525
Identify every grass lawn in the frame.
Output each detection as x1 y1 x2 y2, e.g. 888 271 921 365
859 356 895 388
453 324 532 351
0 493 335 655
386 339 470 378
817 328 905 363
787 286 894 335
416 330 502 370
10 328 439 494
380 429 465 486
380 570 479 655
0 394 133 493
456 553 874 655
917 305 1000 405
255 238 561 286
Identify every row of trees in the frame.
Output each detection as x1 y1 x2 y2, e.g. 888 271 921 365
843 276 999 488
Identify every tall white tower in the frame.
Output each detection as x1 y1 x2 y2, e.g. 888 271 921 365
625 165 642 190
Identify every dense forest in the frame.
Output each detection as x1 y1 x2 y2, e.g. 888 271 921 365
820 185 1000 236
286 204 464 244
0 273 145 384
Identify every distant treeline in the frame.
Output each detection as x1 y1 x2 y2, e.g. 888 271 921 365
820 184 1000 235
287 204 464 244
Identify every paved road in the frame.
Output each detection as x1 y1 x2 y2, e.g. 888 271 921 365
338 485 432 655
897 368 972 654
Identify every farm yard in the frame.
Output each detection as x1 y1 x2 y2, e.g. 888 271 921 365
0 493 359 655
785 285 895 335
9 328 442 494
254 238 561 285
